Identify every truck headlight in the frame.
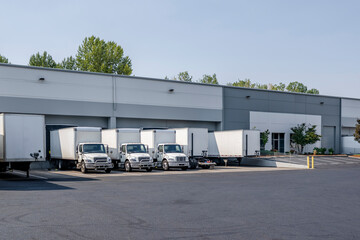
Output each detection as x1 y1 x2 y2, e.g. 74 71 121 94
85 159 93 163
130 158 137 162
168 158 175 161
107 157 112 163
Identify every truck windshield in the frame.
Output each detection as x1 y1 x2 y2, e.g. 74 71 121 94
164 144 182 153
83 144 106 153
127 144 147 153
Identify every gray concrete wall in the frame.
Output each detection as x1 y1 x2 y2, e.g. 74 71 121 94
223 87 341 153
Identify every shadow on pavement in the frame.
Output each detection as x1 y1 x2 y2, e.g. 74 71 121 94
0 172 98 191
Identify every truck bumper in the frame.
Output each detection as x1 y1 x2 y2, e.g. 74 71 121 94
168 161 189 168
131 161 153 169
85 163 113 170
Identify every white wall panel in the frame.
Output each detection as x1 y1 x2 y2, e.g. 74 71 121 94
115 77 222 110
0 66 113 103
250 111 322 153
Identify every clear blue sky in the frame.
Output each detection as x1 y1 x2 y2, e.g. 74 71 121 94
1 0 359 98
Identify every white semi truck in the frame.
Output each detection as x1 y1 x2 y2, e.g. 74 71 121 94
208 130 260 165
141 129 189 171
50 127 113 173
102 128 153 172
172 128 216 169
0 113 46 177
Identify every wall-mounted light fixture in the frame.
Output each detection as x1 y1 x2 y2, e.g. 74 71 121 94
168 88 174 93
320 101 324 105
246 95 250 99
39 77 45 81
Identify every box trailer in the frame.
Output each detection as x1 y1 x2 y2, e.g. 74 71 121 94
102 128 153 172
208 130 260 165
172 128 215 169
0 113 45 177
50 127 113 173
141 129 188 170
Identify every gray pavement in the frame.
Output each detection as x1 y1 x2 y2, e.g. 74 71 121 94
255 155 360 168
1 165 360 240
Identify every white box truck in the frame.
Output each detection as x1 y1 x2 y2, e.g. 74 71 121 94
208 130 260 165
172 128 215 169
0 113 45 177
141 129 189 171
50 127 113 173
102 128 153 172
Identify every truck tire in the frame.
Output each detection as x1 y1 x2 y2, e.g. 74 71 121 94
80 161 87 173
181 167 188 171
146 167 153 172
58 160 67 170
125 161 132 172
105 169 111 173
162 160 169 171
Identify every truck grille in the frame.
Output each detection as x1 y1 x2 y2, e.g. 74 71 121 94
139 157 150 162
94 158 107 163
176 157 186 162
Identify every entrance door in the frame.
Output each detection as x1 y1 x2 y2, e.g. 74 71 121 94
272 133 285 153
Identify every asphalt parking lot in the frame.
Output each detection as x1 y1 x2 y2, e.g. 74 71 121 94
1 165 360 240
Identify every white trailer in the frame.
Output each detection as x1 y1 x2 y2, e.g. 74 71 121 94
0 113 45 177
208 130 260 165
50 127 113 173
102 128 153 172
141 129 189 170
172 128 215 169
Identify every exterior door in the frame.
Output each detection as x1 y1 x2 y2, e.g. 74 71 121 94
272 133 285 153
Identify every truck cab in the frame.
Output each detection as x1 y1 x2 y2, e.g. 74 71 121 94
120 143 153 172
156 143 189 171
76 143 113 173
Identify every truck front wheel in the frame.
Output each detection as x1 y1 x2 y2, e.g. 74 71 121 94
125 161 132 172
80 161 87 173
162 160 169 171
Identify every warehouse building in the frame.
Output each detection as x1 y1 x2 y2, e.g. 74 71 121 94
0 63 359 156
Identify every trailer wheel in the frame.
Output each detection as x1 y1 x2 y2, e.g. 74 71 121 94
201 166 210 169
162 160 169 171
146 167 153 172
105 169 111 173
80 161 87 173
58 160 67 170
181 167 188 171
125 161 132 172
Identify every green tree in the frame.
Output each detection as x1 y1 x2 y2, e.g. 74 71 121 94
255 83 268 89
229 78 255 88
269 82 286 91
177 71 193 82
286 81 308 93
307 88 320 94
260 129 270 150
199 74 218 84
290 123 321 153
0 54 9 63
57 56 77 70
354 119 360 143
76 36 132 75
29 51 57 68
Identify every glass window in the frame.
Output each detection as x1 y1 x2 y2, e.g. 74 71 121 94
127 144 146 153
164 144 182 153
158 145 163 152
82 144 106 153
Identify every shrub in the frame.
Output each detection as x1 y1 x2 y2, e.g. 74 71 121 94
328 148 334 155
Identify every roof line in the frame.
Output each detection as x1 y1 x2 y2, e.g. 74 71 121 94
0 62 352 100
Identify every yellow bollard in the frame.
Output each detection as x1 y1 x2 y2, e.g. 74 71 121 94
312 156 314 169
307 156 310 169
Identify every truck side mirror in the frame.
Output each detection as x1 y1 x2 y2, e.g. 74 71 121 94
110 150 113 154
76 149 78 153
181 146 184 153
